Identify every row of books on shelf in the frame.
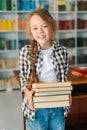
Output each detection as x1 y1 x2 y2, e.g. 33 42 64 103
60 37 87 48
0 38 30 50
0 18 87 31
32 82 72 108
77 38 87 47
77 54 87 64
60 38 75 48
0 0 16 11
0 0 55 11
58 1 87 11
77 19 87 29
18 0 37 11
1 37 87 52
19 39 30 49
78 1 87 11
59 18 87 30
68 54 87 65
59 20 75 30
0 0 87 12
17 0 59 11
0 19 16 31
18 0 74 11
0 76 19 90
0 58 19 69
0 38 17 50
58 0 75 11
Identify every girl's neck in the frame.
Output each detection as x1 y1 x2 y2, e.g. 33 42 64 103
40 41 52 50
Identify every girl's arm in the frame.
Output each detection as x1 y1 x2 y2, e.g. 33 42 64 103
19 46 35 110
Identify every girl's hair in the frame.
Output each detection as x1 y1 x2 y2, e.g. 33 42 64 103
28 39 38 90
27 8 57 89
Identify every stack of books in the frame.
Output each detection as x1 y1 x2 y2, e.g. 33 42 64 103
32 82 72 108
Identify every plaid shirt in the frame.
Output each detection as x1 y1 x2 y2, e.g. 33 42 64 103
19 40 69 120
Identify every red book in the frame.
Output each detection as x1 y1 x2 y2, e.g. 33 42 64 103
71 67 87 77
83 20 87 29
62 20 67 30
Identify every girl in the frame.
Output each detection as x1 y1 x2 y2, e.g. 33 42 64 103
20 8 70 130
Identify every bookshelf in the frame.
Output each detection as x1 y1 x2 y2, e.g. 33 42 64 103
0 0 87 91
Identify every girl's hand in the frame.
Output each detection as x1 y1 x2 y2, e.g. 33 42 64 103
27 89 35 110
24 88 35 110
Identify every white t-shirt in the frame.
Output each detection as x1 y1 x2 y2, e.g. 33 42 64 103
39 47 57 82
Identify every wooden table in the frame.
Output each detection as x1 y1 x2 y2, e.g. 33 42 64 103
67 67 87 85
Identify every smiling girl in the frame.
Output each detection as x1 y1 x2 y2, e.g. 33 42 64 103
19 8 70 130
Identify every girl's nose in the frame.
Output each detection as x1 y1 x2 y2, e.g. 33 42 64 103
38 27 43 33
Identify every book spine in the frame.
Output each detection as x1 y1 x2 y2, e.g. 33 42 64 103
34 90 71 96
2 0 7 10
3 20 8 30
34 86 72 92
11 0 16 11
0 0 3 10
17 0 22 10
31 0 36 10
34 100 69 108
0 19 2 30
32 82 71 88
7 0 12 10
33 95 69 102
0 38 5 50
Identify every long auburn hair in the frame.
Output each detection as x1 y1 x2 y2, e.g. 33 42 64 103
27 8 57 89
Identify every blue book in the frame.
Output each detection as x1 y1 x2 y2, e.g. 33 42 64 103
23 0 31 11
31 0 36 10
17 0 22 10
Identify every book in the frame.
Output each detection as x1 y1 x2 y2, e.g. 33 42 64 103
0 37 5 50
11 0 16 11
33 95 69 102
2 0 7 10
34 90 71 96
34 100 69 108
6 0 11 10
32 81 71 89
34 86 72 92
71 67 87 77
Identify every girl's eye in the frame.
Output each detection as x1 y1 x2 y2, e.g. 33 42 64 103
43 25 48 27
32 27 37 30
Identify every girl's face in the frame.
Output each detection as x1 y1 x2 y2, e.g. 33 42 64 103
29 14 52 50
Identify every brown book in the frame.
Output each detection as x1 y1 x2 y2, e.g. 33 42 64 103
32 82 71 89
34 90 71 96
34 86 72 92
33 95 69 102
34 100 69 108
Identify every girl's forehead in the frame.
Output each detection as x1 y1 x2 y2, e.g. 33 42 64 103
30 14 48 24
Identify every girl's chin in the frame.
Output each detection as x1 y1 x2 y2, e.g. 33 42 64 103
37 40 46 45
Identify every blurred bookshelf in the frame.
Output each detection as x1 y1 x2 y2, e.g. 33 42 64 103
0 0 87 91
